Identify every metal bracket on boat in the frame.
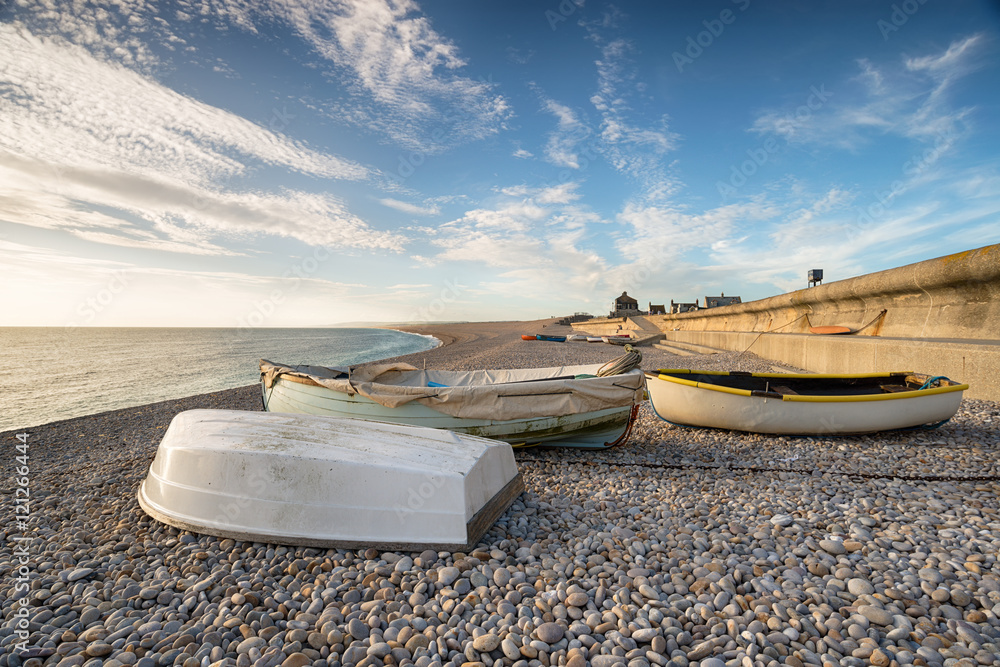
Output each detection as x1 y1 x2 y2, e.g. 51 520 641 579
602 404 641 449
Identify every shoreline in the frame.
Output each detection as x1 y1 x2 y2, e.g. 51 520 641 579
385 328 444 352
2 321 999 667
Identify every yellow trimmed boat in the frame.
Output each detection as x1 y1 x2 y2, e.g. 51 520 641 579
644 370 968 435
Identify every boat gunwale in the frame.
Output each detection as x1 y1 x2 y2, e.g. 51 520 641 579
644 369 969 403
266 376 635 446
138 473 525 551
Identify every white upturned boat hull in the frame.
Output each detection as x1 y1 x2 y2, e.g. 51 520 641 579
138 410 524 550
645 370 967 435
262 364 643 449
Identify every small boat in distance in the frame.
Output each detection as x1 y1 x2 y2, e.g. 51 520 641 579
521 334 536 340
262 360 645 448
645 369 968 435
138 410 524 550
536 334 567 342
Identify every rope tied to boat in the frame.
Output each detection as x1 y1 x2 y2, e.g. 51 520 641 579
597 344 642 377
918 375 952 390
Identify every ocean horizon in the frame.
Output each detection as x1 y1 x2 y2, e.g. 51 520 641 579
0 327 438 432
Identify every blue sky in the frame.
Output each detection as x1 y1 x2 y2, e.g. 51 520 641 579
2 0 999 326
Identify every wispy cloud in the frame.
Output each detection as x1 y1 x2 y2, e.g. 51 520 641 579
378 198 441 216
0 25 369 185
586 27 678 202
11 0 510 154
0 26 404 254
752 34 984 150
541 99 590 169
260 0 511 152
0 153 406 253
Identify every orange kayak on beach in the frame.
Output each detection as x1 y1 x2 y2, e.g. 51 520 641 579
521 334 536 340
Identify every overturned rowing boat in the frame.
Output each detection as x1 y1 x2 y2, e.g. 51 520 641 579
138 410 524 550
602 335 632 345
261 360 645 448
644 370 968 435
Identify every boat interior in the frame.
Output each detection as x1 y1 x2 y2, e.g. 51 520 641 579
651 371 964 397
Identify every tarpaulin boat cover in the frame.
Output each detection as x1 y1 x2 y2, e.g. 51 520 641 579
260 360 644 421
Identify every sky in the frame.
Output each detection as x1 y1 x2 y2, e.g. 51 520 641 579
1 0 999 327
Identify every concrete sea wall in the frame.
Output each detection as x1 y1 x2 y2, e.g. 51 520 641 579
649 244 1000 340
576 244 1000 400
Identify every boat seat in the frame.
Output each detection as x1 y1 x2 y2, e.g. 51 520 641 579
770 385 798 396
880 384 912 393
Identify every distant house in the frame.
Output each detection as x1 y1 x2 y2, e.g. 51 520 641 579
670 299 699 313
610 291 641 317
703 293 742 309
648 303 666 315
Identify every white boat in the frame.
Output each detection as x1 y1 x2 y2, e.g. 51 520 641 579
261 360 645 448
566 334 589 342
645 370 968 435
138 410 524 550
586 336 604 343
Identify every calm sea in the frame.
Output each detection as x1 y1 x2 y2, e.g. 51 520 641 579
0 327 437 432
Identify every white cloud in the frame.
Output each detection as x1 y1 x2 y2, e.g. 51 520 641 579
0 151 405 253
378 198 441 216
12 0 173 70
500 182 583 206
615 200 778 269
425 184 615 301
513 148 533 159
542 99 590 169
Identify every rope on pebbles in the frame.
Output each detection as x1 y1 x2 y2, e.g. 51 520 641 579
515 457 1000 483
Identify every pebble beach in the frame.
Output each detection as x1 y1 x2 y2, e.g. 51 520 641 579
2 319 998 667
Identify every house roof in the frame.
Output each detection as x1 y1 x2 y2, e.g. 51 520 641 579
616 291 638 304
